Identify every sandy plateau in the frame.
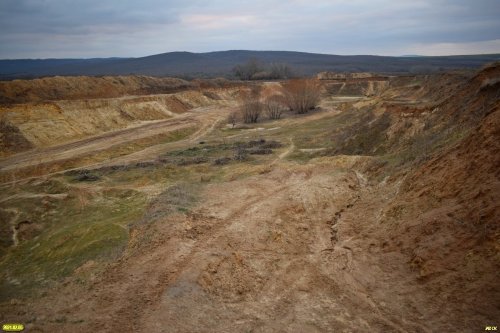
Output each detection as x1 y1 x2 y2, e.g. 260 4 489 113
0 66 499 332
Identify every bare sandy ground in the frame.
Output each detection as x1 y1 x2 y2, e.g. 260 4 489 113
5 152 492 332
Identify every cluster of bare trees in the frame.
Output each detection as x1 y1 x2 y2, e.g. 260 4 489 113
228 78 321 125
232 58 293 80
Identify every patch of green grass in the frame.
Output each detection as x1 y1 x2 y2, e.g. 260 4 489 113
280 109 368 163
0 126 198 183
0 186 147 301
167 143 234 159
139 182 199 224
331 111 391 155
287 150 318 163
159 139 282 166
370 123 472 181
86 126 199 162
282 113 355 149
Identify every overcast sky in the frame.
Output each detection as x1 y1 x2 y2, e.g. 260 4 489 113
1 0 499 59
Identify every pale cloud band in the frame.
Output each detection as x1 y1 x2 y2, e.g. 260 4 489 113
404 39 500 57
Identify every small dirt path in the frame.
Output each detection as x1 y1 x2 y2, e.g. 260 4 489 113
272 137 294 164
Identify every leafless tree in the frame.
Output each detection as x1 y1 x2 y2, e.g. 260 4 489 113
241 100 262 123
269 63 292 79
233 59 293 80
232 58 263 80
264 94 286 120
239 86 262 123
282 78 321 114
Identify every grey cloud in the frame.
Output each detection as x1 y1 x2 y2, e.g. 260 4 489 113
0 0 189 34
0 0 499 58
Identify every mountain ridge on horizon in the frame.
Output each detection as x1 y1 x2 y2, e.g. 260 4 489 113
1 50 499 80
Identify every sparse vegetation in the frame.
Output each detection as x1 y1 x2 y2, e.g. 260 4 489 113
241 100 262 123
232 58 263 80
213 157 231 165
233 145 248 161
269 63 293 79
232 58 293 80
159 139 282 166
328 111 392 156
139 183 199 223
282 78 321 114
0 126 198 182
264 94 286 119
239 86 263 123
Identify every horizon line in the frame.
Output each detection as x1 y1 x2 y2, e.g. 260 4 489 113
2 49 500 61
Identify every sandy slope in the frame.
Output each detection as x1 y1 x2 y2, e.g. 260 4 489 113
0 106 226 173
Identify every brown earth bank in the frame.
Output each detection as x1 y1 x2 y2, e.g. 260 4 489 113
0 76 242 104
0 65 498 332
0 76 192 104
0 87 243 158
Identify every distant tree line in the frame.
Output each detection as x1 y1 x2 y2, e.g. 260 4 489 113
232 58 293 80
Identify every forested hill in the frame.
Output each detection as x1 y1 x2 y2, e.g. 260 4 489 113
1 50 499 79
